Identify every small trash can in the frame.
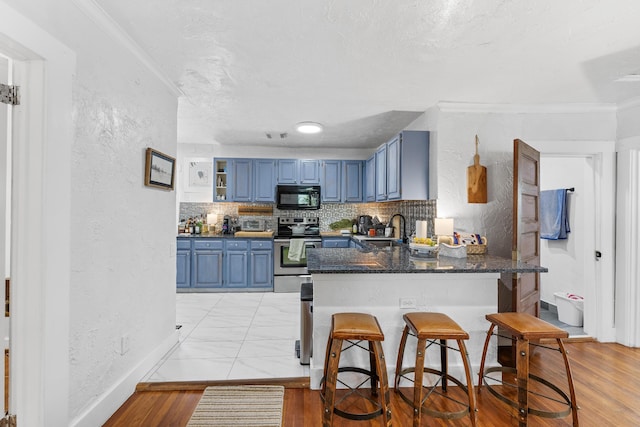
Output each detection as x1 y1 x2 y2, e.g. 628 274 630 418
554 292 584 327
298 281 313 365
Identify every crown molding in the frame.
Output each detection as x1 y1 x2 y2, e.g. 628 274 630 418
72 0 182 97
437 101 617 114
617 96 640 111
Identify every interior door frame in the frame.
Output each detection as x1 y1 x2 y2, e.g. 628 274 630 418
530 140 616 343
0 6 75 425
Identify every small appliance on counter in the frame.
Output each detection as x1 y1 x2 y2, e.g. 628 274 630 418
240 218 266 232
222 215 231 234
357 215 373 235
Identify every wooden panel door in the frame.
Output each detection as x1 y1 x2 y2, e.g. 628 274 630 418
512 139 541 316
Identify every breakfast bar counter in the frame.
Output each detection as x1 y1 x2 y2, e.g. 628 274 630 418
306 246 547 390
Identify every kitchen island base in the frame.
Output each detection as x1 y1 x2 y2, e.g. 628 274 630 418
310 272 499 390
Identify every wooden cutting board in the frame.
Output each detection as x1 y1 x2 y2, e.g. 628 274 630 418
467 135 487 203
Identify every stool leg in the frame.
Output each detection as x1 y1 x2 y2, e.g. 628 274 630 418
477 323 496 390
394 325 409 391
369 341 379 396
440 339 448 392
413 338 427 427
321 332 333 396
457 339 478 427
372 341 392 427
557 339 579 426
516 338 529 427
322 338 343 427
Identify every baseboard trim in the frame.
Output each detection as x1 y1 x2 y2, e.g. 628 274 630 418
69 330 179 427
136 376 311 392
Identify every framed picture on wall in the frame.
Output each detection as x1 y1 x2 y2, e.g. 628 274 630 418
186 160 212 192
144 148 176 190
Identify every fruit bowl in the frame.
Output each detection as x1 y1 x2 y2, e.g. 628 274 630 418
409 242 439 258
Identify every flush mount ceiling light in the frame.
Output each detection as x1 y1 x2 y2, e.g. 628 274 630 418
295 121 323 134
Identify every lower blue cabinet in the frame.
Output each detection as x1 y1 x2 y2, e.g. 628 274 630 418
322 237 351 248
177 238 273 291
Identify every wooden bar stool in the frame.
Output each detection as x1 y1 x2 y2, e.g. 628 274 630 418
478 312 579 426
321 312 392 426
394 312 477 427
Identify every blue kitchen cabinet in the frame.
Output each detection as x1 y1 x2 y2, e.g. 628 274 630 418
342 160 363 202
277 159 298 184
254 159 277 202
321 160 342 202
193 239 223 288
176 239 191 288
375 144 387 201
386 135 401 199
349 239 364 249
230 159 253 202
224 240 249 288
299 159 321 184
365 155 376 202
322 237 351 248
249 240 273 288
374 131 430 201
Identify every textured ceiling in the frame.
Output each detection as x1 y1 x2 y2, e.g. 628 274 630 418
95 0 640 148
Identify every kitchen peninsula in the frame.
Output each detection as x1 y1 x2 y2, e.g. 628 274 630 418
306 245 547 389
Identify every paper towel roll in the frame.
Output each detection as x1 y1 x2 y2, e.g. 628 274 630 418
416 220 428 239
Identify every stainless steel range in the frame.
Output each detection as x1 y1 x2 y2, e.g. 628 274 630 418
273 217 321 293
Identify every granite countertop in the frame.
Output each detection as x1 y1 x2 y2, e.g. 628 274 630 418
177 233 273 239
307 245 548 274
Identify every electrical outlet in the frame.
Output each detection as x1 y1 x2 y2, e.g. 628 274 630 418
120 334 130 355
399 298 417 309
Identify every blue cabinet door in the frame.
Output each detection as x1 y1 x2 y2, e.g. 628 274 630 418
254 159 276 202
231 159 253 201
277 159 298 184
343 160 363 202
386 135 401 200
192 239 223 288
250 241 273 289
176 250 191 288
321 160 341 202
365 155 376 202
299 160 320 184
375 145 387 201
224 240 249 287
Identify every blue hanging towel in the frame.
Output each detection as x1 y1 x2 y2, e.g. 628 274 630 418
540 189 571 239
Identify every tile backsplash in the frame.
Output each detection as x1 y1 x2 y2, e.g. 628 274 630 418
180 200 437 236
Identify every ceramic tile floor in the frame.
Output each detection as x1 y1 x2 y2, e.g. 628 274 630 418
143 292 309 382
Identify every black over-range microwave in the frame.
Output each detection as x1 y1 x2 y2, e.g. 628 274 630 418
276 185 321 210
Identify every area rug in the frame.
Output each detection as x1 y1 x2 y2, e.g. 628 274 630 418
187 385 284 427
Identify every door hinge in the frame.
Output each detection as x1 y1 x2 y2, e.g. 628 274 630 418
0 84 20 106
0 414 16 427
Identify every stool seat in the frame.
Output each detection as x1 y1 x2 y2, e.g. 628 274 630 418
486 312 569 340
404 312 470 340
332 312 384 341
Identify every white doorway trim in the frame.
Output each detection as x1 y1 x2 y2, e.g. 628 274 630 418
0 3 75 426
530 140 616 343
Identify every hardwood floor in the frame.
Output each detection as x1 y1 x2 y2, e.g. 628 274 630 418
104 341 640 426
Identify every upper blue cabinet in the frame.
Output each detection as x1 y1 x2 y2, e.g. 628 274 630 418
374 130 430 201
214 158 276 202
321 160 364 203
277 159 320 184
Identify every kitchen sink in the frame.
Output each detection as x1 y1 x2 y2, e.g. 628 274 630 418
365 239 403 248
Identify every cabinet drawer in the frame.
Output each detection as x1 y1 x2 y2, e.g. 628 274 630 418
177 239 191 250
250 240 273 250
322 238 350 248
194 239 223 250
225 240 249 250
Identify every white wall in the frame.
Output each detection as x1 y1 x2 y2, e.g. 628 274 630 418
1 0 179 424
419 105 616 260
539 157 591 303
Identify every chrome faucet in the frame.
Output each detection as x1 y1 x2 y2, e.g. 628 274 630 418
388 214 408 243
